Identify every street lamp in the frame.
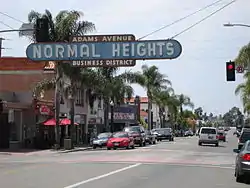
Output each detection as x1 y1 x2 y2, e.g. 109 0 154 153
223 22 250 73
223 22 250 28
110 100 114 133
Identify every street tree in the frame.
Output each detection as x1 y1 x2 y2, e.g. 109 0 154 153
124 65 172 130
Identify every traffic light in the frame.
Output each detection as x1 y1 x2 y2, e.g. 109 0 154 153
35 18 50 42
226 61 235 81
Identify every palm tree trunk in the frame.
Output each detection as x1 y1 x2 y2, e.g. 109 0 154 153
54 65 60 149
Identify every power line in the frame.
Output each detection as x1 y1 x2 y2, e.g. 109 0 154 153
138 0 225 40
0 20 15 30
0 11 24 23
170 0 237 39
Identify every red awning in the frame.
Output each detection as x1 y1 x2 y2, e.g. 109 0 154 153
60 118 79 125
43 118 79 126
43 118 56 126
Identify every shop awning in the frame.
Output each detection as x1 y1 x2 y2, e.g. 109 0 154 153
42 118 79 126
60 118 79 125
43 118 56 126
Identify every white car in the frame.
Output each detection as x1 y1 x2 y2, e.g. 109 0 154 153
198 127 219 147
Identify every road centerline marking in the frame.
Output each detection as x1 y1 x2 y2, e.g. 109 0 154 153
63 163 141 188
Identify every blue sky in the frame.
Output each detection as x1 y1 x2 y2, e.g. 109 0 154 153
0 0 249 115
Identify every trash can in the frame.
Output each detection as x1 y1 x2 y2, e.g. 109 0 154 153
64 138 73 149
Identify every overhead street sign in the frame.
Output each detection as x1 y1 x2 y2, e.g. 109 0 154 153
70 34 136 67
26 39 182 61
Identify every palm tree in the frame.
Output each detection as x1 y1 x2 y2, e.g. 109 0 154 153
235 43 250 114
235 42 250 67
153 88 174 127
175 94 194 129
176 94 194 115
235 73 250 113
94 67 134 131
124 65 171 130
23 10 96 148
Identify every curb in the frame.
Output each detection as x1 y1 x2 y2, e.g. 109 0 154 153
58 147 92 154
0 152 12 156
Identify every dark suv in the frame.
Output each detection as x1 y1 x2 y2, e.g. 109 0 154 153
152 128 174 141
238 128 250 150
123 126 146 147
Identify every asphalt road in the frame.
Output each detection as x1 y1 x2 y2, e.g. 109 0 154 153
0 129 249 188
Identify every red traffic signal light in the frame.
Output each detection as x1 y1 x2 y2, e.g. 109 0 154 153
227 64 233 70
226 61 235 81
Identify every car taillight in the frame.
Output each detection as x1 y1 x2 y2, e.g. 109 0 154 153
216 135 219 139
242 154 250 161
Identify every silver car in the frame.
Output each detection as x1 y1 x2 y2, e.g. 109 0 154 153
234 140 250 183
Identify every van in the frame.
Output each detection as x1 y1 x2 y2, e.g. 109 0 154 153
198 127 219 147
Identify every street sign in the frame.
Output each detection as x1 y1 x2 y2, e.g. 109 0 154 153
236 65 244 73
26 39 182 61
70 34 136 67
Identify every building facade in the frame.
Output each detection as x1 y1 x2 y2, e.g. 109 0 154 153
126 97 168 128
0 57 89 149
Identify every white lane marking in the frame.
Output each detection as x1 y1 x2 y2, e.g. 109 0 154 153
63 163 141 188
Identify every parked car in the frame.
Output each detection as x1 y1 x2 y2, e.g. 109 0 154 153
217 131 226 142
92 132 112 149
123 126 146 147
234 130 241 137
107 132 135 150
152 128 174 141
234 140 250 183
238 128 250 150
198 127 219 147
184 130 194 137
145 130 156 144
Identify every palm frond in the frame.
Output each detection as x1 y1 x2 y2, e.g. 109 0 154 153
33 78 56 97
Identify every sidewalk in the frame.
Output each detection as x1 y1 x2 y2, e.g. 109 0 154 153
0 146 92 156
57 146 92 153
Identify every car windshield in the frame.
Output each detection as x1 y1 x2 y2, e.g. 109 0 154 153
247 142 250 151
97 133 111 139
155 128 171 134
240 132 250 142
201 128 216 134
112 133 128 138
218 132 224 136
124 126 140 133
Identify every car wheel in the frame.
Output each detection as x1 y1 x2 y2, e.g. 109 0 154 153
153 140 156 144
215 143 219 147
107 147 111 150
126 146 130 149
93 145 96 149
223 139 226 142
143 141 146 146
198 142 202 146
113 147 117 150
236 169 245 183
131 145 135 149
